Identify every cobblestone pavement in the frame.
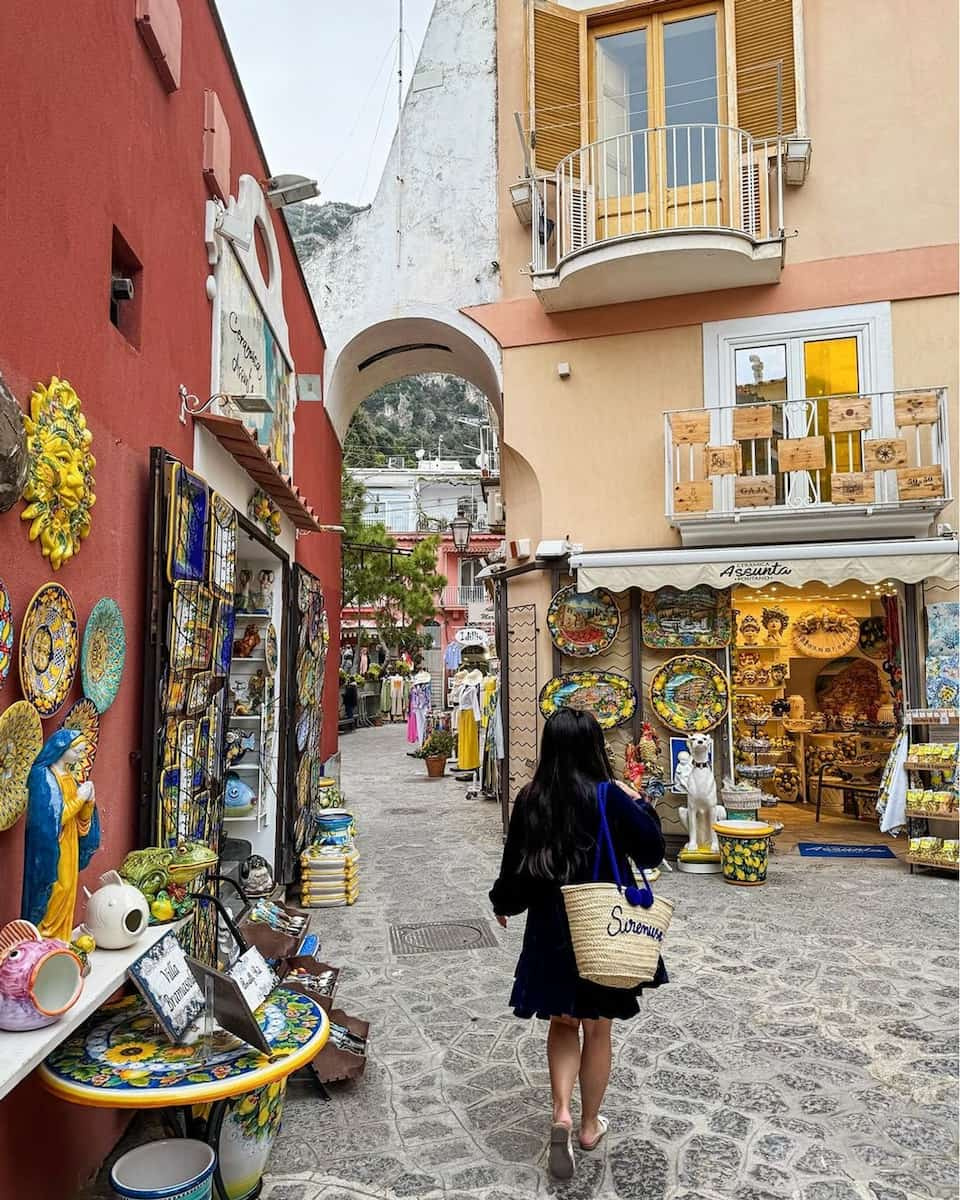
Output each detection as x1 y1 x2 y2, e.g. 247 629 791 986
262 724 959 1200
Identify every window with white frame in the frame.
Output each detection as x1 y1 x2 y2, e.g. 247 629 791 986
703 303 894 505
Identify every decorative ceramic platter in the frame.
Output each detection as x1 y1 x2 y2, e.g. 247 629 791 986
547 586 620 658
298 649 318 706
166 463 209 584
265 623 279 674
81 597 126 713
58 698 100 783
208 492 238 602
642 586 732 649
0 700 43 831
538 671 637 729
0 579 13 691
858 616 889 660
649 654 729 732
19 582 78 717
792 608 860 658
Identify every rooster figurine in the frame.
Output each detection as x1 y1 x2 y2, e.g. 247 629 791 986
233 623 261 659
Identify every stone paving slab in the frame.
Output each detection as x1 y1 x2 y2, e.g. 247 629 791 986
265 725 958 1200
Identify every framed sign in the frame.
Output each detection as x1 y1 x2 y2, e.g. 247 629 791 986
227 947 278 1014
128 932 205 1044
456 627 489 647
735 476 776 508
642 586 732 650
187 957 271 1055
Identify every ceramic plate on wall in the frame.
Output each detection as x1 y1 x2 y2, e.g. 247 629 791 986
58 697 100 783
538 671 637 729
0 700 43 831
81 598 126 713
19 582 78 718
547 586 620 658
0 579 13 691
649 654 729 733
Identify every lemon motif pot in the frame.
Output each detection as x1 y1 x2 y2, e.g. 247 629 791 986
713 820 775 886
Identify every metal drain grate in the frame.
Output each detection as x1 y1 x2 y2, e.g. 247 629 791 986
389 918 500 956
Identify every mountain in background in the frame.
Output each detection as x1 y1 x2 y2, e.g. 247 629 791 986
286 203 489 469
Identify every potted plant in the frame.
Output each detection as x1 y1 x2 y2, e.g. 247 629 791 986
415 730 455 779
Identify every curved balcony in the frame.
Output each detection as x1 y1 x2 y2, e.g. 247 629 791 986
530 125 784 311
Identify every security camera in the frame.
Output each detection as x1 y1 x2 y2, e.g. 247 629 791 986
111 277 135 302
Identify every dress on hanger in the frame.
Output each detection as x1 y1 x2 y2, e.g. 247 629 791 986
444 641 462 671
390 675 406 721
408 682 431 746
457 680 482 771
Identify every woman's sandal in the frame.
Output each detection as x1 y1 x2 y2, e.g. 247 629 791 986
580 1114 609 1152
548 1123 576 1179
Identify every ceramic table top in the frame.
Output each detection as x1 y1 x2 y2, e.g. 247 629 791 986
39 987 328 1109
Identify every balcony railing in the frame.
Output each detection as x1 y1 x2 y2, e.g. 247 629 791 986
442 586 487 608
532 124 783 275
664 388 952 541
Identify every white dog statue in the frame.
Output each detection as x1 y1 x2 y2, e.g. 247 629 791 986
678 733 725 854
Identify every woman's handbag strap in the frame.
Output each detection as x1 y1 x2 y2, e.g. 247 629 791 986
591 782 655 910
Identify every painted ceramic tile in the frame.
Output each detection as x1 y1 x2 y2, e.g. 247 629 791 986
927 603 959 656
187 671 212 717
171 582 214 671
166 463 209 584
926 653 960 708
213 601 236 678
642 586 732 649
209 492 238 602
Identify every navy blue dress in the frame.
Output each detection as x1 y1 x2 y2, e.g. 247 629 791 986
490 783 667 1021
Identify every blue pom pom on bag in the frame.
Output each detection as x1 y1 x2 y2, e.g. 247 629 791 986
561 782 674 989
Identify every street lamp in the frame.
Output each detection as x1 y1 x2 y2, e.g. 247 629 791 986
450 515 472 553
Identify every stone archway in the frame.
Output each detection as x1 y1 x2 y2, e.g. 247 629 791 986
324 306 503 442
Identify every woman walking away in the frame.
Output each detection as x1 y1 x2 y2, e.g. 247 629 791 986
489 708 667 1180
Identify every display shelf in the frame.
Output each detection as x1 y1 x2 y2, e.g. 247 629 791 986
229 715 261 723
905 709 960 725
733 645 783 653
905 810 960 821
229 763 260 772
0 920 187 1102
906 856 959 872
231 655 266 664
224 812 258 822
235 612 272 620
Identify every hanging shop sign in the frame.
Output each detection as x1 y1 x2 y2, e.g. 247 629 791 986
641 585 732 650
218 245 293 475
538 670 637 729
547 585 620 657
456 627 489 647
649 655 729 733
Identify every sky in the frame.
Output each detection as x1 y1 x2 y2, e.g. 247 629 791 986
218 1 435 207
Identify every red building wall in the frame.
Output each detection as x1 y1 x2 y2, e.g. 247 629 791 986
0 2 340 1192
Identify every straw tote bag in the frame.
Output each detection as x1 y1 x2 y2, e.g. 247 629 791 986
561 782 674 989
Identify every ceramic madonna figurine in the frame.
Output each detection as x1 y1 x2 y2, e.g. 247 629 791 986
22 729 101 944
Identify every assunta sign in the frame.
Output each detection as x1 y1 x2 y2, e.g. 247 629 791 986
717 560 794 583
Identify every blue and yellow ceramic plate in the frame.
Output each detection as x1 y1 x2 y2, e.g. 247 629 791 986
81 597 126 713
547 586 620 658
539 671 637 729
649 654 729 733
19 582 78 718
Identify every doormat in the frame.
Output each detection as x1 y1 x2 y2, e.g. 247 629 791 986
389 918 500 956
798 842 897 859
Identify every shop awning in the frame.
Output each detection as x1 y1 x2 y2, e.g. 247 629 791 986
571 538 959 593
193 412 324 532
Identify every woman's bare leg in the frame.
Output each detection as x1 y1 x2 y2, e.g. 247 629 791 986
578 1018 612 1146
547 1015 581 1128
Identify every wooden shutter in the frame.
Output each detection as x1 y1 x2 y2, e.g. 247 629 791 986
734 0 797 138
531 3 582 172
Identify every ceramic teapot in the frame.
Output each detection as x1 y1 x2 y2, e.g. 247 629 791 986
0 920 83 1031
83 870 150 949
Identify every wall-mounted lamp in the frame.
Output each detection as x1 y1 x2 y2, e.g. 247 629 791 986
509 181 533 226
783 138 812 186
449 515 473 553
557 362 571 379
263 174 320 209
178 385 271 424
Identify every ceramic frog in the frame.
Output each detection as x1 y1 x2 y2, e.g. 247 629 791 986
119 842 218 923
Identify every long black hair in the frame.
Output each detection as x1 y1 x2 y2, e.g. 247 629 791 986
513 707 614 882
